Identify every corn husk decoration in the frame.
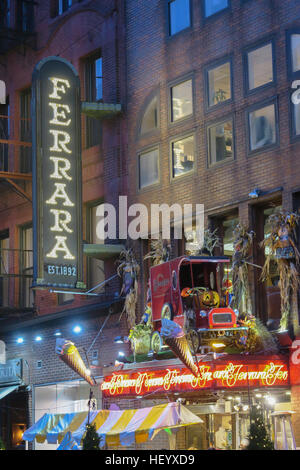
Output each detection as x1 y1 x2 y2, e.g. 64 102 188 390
231 224 255 315
116 247 140 329
232 314 278 354
260 209 300 331
144 237 171 266
187 228 221 256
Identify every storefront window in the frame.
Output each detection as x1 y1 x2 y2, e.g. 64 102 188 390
34 380 99 450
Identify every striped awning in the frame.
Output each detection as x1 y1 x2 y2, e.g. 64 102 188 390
23 403 202 448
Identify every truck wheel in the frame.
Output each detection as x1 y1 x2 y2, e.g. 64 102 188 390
161 303 173 321
187 329 200 354
150 331 162 354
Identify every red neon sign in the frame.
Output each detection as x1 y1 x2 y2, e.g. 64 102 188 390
101 361 289 397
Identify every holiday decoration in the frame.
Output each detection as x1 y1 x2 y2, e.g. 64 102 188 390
197 289 220 309
82 423 101 450
55 338 95 386
231 223 255 315
128 323 153 355
186 228 221 256
144 236 171 265
232 314 278 354
116 247 140 329
247 405 274 450
161 319 199 377
261 209 300 331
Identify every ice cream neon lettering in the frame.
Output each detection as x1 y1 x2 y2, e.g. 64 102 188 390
101 362 289 396
46 77 75 260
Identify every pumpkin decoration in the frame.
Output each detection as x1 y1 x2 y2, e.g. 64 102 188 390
198 290 220 309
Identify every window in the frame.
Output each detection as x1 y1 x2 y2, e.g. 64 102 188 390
84 53 102 148
19 88 32 173
203 0 229 18
51 0 72 17
0 231 9 307
207 60 232 107
140 96 159 135
208 119 233 166
88 203 105 293
248 102 277 152
171 134 195 178
170 79 193 122
138 148 159 189
20 225 34 308
246 42 274 92
168 0 191 36
58 292 74 304
0 97 9 172
292 98 300 137
0 1 10 28
16 0 35 33
291 33 300 74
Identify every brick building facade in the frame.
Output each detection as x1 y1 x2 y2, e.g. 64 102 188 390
0 0 300 450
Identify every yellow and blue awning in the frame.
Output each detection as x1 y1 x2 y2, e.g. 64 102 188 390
23 403 202 448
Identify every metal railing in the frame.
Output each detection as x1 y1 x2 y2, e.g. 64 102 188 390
0 248 34 309
0 114 32 174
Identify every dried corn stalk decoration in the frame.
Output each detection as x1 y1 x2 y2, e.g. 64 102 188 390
231 224 255 315
187 228 221 256
260 209 300 331
144 237 171 265
116 248 140 329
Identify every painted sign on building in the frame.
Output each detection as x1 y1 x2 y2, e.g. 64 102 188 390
0 359 23 386
32 57 84 289
101 359 289 397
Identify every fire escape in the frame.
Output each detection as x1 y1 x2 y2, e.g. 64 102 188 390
0 2 124 321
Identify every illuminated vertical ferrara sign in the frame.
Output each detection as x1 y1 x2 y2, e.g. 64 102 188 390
32 57 84 289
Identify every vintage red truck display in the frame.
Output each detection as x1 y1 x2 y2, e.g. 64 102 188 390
149 256 248 354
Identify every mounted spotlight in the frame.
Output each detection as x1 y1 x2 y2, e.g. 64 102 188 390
16 337 24 344
73 325 82 334
249 188 261 199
